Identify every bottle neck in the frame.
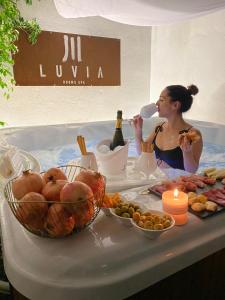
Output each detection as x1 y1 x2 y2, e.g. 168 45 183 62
115 119 122 129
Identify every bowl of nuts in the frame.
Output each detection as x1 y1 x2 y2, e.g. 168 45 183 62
109 199 145 227
131 209 175 239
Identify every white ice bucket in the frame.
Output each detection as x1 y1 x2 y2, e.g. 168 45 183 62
96 139 129 176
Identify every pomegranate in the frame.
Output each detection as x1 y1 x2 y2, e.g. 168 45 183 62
74 200 94 229
42 177 68 202
16 192 48 231
75 170 105 205
45 203 75 237
43 167 67 183
60 181 94 213
12 170 45 200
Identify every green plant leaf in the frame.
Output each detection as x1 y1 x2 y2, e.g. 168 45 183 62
0 0 41 99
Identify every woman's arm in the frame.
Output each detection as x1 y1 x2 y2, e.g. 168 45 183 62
133 115 143 155
133 115 160 155
180 129 203 173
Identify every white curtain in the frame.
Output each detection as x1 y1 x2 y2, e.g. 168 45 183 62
54 0 225 26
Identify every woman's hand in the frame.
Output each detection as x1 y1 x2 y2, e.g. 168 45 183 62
179 130 200 153
179 134 192 152
178 129 203 173
178 130 201 152
133 115 143 133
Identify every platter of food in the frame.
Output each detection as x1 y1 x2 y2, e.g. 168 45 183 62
148 170 225 219
100 191 175 238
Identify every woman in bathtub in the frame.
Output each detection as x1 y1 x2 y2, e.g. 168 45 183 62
133 84 203 173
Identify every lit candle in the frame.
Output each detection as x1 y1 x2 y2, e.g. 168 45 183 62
162 189 188 225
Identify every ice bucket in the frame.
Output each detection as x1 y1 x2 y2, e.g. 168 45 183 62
96 139 129 176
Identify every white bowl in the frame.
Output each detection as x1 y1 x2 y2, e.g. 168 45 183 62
109 201 146 227
109 207 133 226
131 210 175 239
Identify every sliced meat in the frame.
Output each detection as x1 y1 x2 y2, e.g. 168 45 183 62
189 174 216 186
202 177 217 185
215 191 225 200
190 179 205 188
183 181 197 192
180 175 206 188
150 184 166 195
190 175 206 181
209 198 225 207
165 181 186 192
204 189 218 195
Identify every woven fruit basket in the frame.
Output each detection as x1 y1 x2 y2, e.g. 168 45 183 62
4 165 105 238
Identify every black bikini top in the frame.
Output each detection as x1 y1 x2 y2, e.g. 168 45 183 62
152 122 192 170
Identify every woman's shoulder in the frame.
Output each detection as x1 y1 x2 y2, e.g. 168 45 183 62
183 122 202 135
179 124 202 141
188 126 202 136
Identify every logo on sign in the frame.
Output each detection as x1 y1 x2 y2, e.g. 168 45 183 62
39 35 104 84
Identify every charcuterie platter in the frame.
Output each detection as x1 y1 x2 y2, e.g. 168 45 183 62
148 169 225 219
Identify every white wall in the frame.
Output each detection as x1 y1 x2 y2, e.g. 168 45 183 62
150 9 225 124
0 0 151 126
2 2 225 127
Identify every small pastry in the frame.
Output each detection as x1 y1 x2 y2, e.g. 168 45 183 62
178 130 200 146
188 196 197 206
186 131 200 143
196 194 208 204
191 202 206 212
205 201 218 212
188 192 197 199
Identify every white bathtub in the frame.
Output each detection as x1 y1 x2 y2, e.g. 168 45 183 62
1 118 225 300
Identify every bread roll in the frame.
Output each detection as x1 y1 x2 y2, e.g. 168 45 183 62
196 194 208 204
191 202 206 212
205 201 218 212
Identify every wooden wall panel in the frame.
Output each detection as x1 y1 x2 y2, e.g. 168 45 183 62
13 31 120 86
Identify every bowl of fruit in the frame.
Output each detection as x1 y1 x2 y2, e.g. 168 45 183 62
4 165 105 238
131 209 175 239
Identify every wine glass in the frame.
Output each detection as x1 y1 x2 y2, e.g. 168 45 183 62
123 103 157 126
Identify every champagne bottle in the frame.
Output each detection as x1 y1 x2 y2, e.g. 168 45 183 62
110 110 125 150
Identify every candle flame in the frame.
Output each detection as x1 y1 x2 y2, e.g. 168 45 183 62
174 189 179 198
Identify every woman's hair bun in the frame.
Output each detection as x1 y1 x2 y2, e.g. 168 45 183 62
187 84 199 96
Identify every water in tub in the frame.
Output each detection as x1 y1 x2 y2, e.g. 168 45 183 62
29 138 225 173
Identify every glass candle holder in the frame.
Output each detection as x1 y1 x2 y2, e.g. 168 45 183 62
162 189 188 225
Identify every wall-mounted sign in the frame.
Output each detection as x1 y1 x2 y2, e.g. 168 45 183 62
13 30 120 86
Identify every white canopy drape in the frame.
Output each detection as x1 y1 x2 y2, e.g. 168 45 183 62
53 0 225 26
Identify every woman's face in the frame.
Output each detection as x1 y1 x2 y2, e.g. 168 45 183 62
156 88 179 118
